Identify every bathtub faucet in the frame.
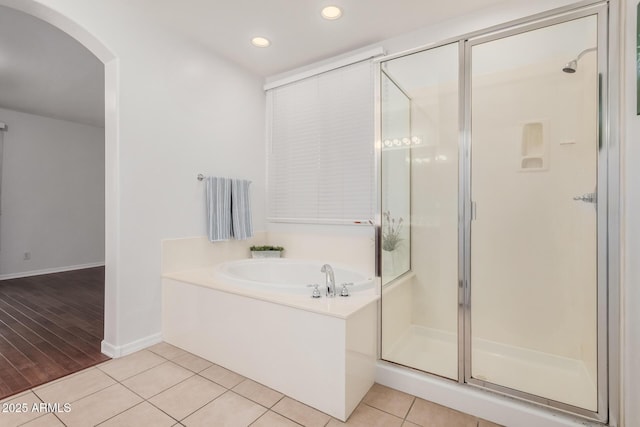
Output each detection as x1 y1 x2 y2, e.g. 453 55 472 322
320 264 336 297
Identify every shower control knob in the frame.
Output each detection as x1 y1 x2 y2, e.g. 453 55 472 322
307 284 322 298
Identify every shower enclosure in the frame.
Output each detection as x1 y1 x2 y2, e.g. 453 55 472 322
378 2 613 422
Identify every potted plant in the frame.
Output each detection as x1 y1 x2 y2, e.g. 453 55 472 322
382 211 403 252
250 245 285 258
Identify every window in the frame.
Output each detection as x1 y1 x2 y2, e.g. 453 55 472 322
267 60 374 224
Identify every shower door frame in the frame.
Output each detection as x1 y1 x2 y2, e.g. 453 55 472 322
461 3 612 423
375 0 620 424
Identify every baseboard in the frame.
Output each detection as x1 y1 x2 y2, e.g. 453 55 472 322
101 333 162 358
0 262 106 281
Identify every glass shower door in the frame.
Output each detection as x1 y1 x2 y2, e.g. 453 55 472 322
467 12 603 413
380 43 459 380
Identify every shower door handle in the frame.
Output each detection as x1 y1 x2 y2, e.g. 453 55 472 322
573 192 597 204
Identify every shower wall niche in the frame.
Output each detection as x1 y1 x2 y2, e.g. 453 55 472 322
520 121 548 170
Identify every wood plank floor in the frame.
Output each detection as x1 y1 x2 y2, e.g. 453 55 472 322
0 267 109 400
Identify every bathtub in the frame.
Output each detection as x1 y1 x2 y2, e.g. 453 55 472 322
162 258 379 420
212 258 374 295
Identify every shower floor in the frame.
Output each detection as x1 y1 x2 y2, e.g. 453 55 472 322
383 324 597 411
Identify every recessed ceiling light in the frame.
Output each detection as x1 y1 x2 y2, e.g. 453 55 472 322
321 6 343 20
251 37 271 48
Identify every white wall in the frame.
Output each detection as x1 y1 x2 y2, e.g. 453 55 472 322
0 107 104 277
4 0 636 423
272 0 638 423
621 0 639 424
2 0 267 354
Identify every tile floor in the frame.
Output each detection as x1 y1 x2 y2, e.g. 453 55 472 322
0 342 503 427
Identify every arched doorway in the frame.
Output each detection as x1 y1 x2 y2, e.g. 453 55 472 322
0 0 119 397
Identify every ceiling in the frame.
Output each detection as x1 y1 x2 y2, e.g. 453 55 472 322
130 0 510 77
0 5 104 128
0 0 515 127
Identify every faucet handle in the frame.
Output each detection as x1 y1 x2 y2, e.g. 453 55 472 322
307 284 322 298
339 282 354 297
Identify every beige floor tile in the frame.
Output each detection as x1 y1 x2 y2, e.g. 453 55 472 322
326 404 403 427
0 391 44 427
172 352 213 373
402 422 421 427
251 410 301 427
361 383 415 418
21 413 65 426
34 367 116 403
199 364 245 389
272 397 331 427
406 398 477 427
31 366 90 389
232 379 283 408
122 361 194 399
182 391 266 427
149 375 226 420
98 350 166 381
0 389 33 404
56 383 143 427
98 401 176 426
479 419 503 427
148 342 189 360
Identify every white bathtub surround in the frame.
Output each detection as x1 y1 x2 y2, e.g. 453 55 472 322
165 259 376 317
162 261 378 421
161 234 268 274
162 230 374 276
265 229 376 276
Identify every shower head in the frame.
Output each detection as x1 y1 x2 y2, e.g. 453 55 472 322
562 60 578 73
562 47 596 74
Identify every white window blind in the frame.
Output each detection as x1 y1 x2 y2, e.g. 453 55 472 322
267 60 374 224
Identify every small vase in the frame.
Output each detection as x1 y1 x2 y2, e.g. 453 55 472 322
382 249 395 276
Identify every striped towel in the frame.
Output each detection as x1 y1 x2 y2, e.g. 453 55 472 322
230 179 253 240
205 177 232 242
205 177 253 242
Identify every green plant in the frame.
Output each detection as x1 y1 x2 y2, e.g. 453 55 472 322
382 210 403 251
250 245 284 252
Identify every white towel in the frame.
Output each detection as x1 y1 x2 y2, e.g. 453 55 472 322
206 177 232 242
231 179 253 240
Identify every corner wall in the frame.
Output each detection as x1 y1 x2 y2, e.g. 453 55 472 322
17 0 267 354
621 0 639 424
0 107 105 278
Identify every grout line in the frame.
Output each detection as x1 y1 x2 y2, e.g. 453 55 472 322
268 408 307 427
230 379 286 409
96 353 167 382
52 411 68 426
271 394 285 408
404 396 417 423
139 399 180 425
174 381 233 422
31 377 116 407
93 401 151 426
359 401 405 421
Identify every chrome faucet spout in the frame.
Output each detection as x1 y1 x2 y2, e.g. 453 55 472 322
320 264 336 297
